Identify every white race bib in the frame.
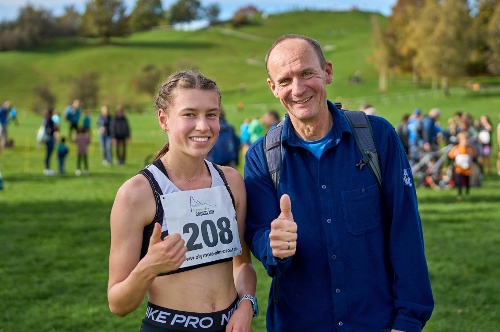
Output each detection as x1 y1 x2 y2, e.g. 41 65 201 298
455 154 470 170
160 185 242 269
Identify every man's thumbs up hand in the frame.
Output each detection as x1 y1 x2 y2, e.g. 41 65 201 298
270 194 297 259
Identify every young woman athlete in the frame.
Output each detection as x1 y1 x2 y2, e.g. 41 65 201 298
107 71 257 332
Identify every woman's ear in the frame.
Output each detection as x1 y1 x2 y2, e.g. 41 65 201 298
158 109 168 132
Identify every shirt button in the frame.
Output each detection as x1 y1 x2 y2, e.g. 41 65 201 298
338 321 343 326
362 188 366 193
326 218 332 223
336 288 341 293
322 185 326 189
332 255 337 260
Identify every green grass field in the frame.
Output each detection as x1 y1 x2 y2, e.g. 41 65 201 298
1 9 500 332
1 110 499 331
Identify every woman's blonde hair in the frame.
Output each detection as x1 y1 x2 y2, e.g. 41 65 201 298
153 70 221 160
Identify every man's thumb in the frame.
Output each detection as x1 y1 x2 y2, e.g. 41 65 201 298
149 222 162 246
280 194 293 220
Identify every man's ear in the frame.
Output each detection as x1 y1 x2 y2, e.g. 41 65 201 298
325 61 334 84
267 78 279 98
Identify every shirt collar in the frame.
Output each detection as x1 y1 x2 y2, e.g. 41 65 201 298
282 100 352 148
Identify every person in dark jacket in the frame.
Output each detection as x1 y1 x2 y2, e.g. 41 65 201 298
110 106 130 165
244 34 434 332
97 105 113 166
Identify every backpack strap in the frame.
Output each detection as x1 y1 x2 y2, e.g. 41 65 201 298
343 111 383 189
264 110 382 191
264 122 284 190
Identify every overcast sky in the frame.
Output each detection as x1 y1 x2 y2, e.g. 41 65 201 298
0 0 397 22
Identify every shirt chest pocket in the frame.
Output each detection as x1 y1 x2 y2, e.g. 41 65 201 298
341 183 383 236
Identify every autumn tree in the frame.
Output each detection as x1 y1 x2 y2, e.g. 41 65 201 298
386 0 425 74
433 0 472 96
232 5 261 27
79 0 129 43
204 3 221 26
129 0 164 32
471 0 500 73
370 15 390 92
486 2 500 75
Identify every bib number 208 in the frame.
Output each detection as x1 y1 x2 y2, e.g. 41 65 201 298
183 217 234 251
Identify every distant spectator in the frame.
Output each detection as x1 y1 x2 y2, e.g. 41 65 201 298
359 103 377 116
262 109 281 130
0 101 11 148
57 136 69 175
97 105 113 166
75 127 91 176
239 118 251 156
42 108 59 176
82 109 91 132
448 132 478 200
396 113 410 156
476 115 493 175
421 108 441 152
51 109 60 127
407 108 423 164
497 114 500 177
9 106 19 126
64 99 82 141
111 106 130 165
248 116 264 144
207 108 240 167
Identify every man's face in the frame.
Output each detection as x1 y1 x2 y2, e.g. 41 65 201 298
266 38 333 124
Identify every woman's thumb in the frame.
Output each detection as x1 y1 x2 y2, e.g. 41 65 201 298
149 222 162 246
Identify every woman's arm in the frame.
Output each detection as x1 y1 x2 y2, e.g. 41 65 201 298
223 167 256 331
107 175 186 317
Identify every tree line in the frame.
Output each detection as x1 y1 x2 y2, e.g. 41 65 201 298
0 0 262 50
372 0 500 95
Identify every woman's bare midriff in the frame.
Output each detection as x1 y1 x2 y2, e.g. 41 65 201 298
147 260 236 313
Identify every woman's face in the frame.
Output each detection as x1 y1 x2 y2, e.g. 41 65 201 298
159 88 220 158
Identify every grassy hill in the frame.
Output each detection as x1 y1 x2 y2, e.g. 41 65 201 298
2 10 499 127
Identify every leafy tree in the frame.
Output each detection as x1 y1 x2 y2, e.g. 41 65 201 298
168 0 202 26
204 3 221 26
70 72 100 108
79 0 129 43
55 5 81 37
0 4 55 51
130 0 164 32
486 2 500 75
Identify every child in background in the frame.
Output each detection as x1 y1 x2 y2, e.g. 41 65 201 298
57 137 69 175
75 127 90 176
448 131 478 200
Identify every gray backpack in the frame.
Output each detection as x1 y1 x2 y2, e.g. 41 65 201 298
263 103 382 190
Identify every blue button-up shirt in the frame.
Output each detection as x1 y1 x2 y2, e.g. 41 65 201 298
244 102 434 332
